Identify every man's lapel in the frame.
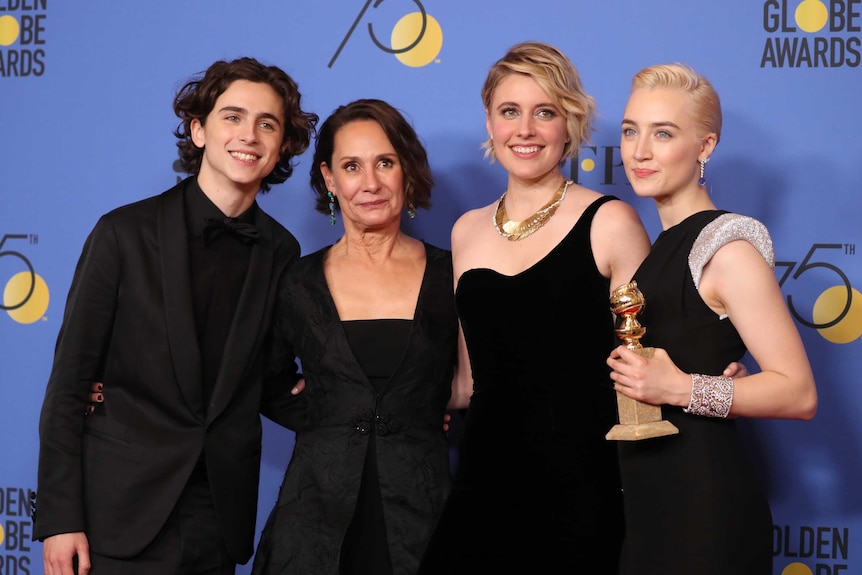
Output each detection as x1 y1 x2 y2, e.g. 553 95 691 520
158 183 204 417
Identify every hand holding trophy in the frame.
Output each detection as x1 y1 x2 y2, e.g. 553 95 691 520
605 281 679 441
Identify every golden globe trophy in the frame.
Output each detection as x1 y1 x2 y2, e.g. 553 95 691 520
605 281 679 441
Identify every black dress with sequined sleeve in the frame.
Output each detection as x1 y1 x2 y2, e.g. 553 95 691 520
618 210 774 575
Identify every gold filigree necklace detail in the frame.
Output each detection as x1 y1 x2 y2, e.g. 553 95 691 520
493 179 571 241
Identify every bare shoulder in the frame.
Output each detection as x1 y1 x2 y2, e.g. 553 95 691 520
451 202 498 277
452 202 496 246
592 196 645 231
589 194 651 286
590 195 650 249
562 185 643 233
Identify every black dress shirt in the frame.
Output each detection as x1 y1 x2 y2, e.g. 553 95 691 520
184 179 255 410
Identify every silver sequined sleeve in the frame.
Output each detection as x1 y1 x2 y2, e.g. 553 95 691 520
689 213 775 291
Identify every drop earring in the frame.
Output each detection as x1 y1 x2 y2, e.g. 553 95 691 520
327 191 337 226
407 202 416 219
698 158 709 186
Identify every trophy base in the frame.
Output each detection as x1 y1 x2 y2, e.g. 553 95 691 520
605 420 679 441
606 389 680 441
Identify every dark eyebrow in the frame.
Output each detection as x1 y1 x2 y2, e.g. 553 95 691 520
256 112 282 127
217 106 282 127
335 152 398 164
218 105 248 115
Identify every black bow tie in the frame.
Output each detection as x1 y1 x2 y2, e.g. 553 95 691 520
202 217 261 245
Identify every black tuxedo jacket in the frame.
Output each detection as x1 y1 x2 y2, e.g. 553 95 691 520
35 178 302 563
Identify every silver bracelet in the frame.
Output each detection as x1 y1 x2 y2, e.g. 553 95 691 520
683 373 734 418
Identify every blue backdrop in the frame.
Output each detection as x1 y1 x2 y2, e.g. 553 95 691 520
1 1 860 574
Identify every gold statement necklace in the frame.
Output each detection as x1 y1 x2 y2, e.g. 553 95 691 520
493 179 572 241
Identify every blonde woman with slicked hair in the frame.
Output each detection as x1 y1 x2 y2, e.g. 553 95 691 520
609 63 817 575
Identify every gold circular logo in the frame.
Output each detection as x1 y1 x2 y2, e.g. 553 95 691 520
392 13 443 67
813 286 862 344
4 272 49 324
795 0 828 33
0 15 21 46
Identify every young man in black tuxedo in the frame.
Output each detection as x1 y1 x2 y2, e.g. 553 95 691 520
35 57 317 575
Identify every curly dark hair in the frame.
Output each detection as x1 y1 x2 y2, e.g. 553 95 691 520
173 57 318 192
310 99 433 215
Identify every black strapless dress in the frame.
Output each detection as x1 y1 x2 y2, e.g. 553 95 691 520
418 196 624 574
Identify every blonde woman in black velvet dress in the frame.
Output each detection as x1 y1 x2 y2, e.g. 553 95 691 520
418 42 652 574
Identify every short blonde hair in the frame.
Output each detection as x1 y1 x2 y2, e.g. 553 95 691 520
481 41 596 162
630 63 722 143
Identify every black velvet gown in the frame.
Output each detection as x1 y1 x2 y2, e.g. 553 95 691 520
618 210 774 574
418 196 625 574
252 243 457 575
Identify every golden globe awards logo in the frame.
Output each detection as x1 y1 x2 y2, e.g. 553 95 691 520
329 0 443 68
761 0 861 67
777 243 862 344
0 0 47 77
774 524 851 574
0 486 35 574
1 234 49 324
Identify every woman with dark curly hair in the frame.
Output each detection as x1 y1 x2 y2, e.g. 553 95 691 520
252 99 459 575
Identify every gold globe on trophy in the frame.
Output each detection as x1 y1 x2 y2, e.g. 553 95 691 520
605 281 679 441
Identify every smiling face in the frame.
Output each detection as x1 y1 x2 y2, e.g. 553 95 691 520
620 87 715 201
191 79 285 197
485 73 570 183
321 119 405 231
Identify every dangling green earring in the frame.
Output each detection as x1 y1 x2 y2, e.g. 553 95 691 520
327 191 336 225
